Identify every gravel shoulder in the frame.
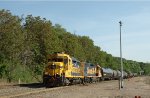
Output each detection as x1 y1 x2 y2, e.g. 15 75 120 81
0 76 150 98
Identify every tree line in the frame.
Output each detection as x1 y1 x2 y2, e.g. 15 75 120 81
0 9 150 83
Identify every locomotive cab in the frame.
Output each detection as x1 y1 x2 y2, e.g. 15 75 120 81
43 52 83 87
43 52 71 86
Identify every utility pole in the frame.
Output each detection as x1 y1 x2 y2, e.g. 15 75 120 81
119 21 124 89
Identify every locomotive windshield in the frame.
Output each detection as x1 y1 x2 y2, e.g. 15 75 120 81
48 56 68 64
48 58 63 62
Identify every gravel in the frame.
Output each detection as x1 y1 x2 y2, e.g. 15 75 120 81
0 77 150 98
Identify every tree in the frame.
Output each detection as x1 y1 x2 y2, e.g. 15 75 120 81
23 15 55 76
0 9 23 82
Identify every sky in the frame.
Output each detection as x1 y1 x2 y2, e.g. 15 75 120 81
0 1 150 63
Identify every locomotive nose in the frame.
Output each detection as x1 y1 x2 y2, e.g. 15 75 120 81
49 63 56 69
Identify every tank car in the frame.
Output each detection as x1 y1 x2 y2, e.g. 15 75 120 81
101 68 113 80
123 71 128 79
112 70 118 80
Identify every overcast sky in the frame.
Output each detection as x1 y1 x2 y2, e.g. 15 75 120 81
0 1 150 62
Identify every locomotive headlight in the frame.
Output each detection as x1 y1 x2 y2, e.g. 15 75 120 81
59 65 63 69
44 72 48 75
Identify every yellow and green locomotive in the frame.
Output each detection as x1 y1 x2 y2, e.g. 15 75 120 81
43 52 84 87
83 62 102 83
43 52 102 87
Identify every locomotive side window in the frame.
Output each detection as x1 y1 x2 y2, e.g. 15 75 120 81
72 60 80 68
64 58 68 65
48 58 63 62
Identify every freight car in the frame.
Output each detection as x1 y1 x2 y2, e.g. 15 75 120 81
123 71 128 79
115 70 121 79
101 68 114 80
112 70 118 80
127 71 134 78
101 68 128 80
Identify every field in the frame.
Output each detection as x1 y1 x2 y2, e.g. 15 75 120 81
0 76 150 98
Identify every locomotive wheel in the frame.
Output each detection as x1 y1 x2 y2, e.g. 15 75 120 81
61 77 70 86
65 79 70 86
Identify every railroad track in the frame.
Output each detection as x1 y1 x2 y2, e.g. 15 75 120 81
0 82 96 98
0 79 122 98
0 86 69 98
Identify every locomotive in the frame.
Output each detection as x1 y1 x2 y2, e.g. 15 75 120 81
43 52 102 87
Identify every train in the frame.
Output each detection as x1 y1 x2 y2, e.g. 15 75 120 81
43 52 135 87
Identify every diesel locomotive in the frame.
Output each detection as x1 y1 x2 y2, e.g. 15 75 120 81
43 52 102 87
